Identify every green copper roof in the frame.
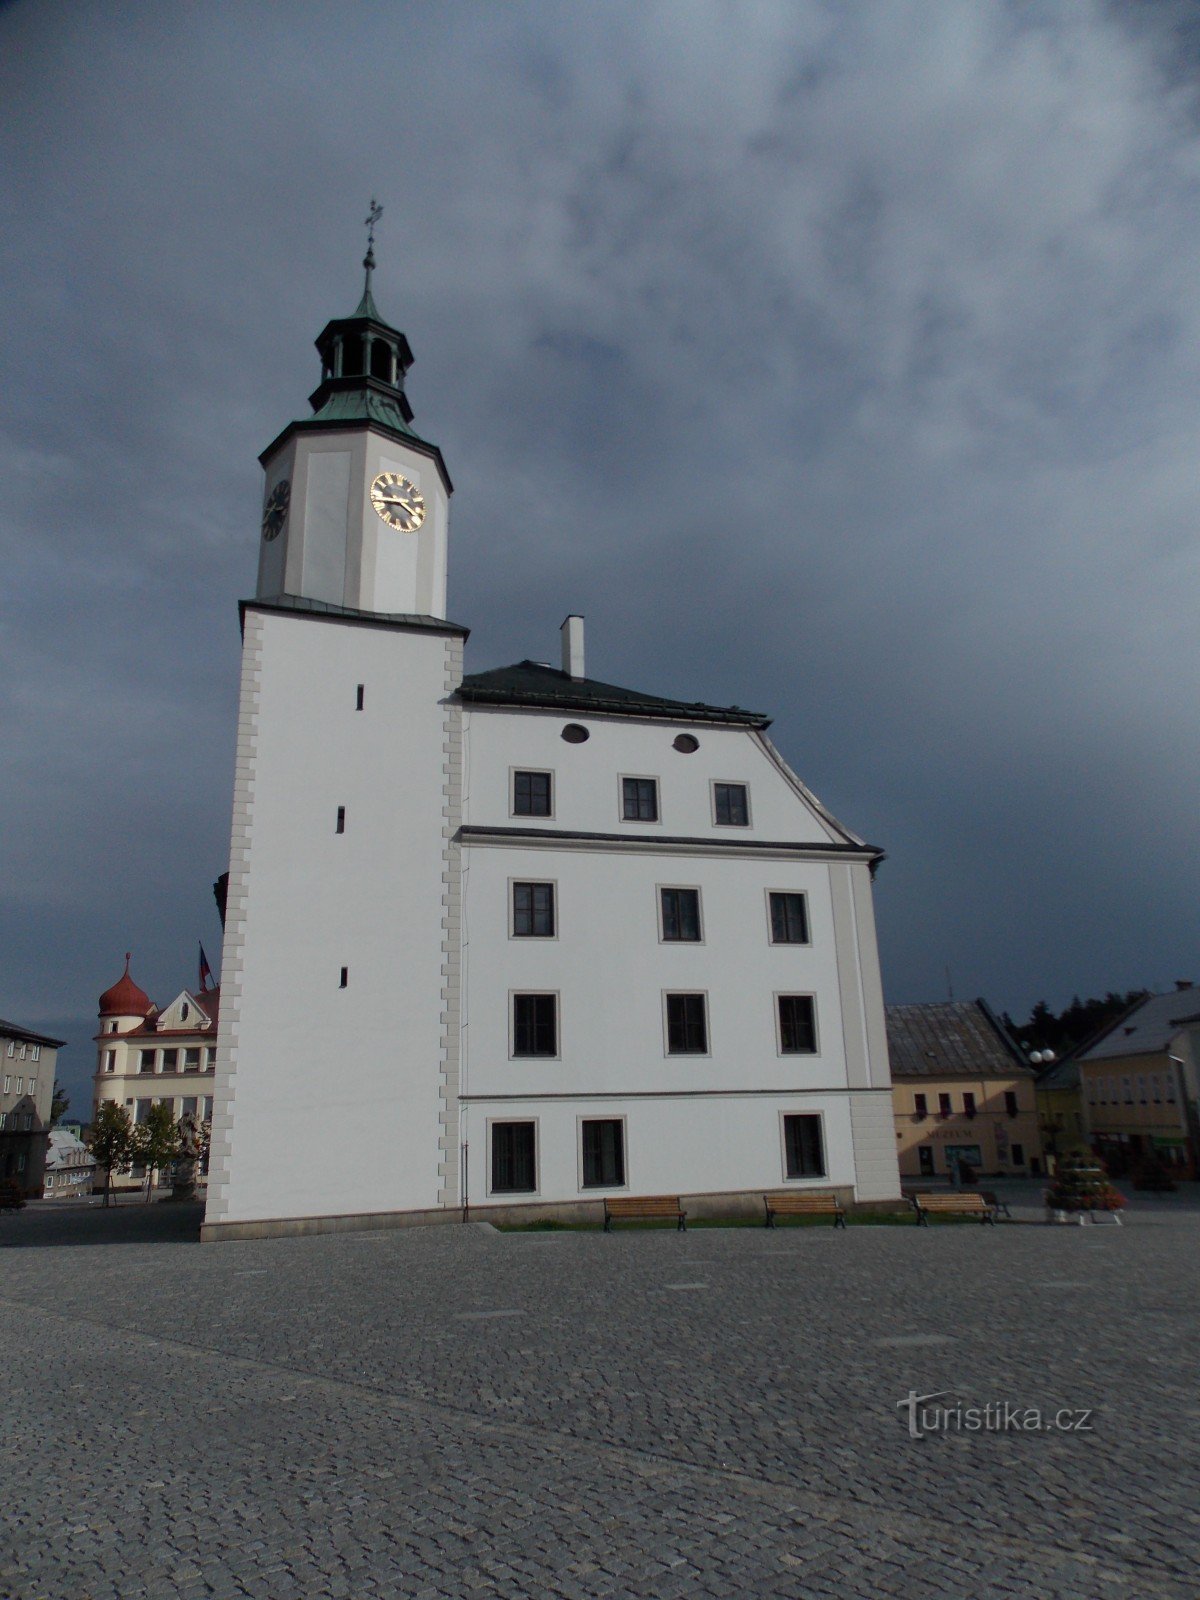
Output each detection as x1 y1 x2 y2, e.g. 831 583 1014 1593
353 285 382 321
308 384 429 441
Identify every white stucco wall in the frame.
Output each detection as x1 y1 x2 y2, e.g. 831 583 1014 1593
206 607 460 1226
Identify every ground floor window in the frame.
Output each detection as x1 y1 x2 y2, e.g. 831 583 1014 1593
491 1122 536 1194
783 1114 825 1179
581 1118 625 1188
918 1145 935 1176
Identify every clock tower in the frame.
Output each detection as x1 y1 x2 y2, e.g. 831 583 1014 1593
256 218 452 618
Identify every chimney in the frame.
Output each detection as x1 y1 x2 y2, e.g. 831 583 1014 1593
560 614 585 680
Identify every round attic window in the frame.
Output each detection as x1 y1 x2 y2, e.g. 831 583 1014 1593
673 733 700 753
561 723 590 743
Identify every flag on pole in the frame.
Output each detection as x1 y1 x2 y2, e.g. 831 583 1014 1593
198 943 215 991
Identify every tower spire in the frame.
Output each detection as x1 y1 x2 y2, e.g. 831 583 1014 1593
357 197 384 318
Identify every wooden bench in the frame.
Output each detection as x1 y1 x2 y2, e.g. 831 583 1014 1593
603 1195 687 1232
980 1190 1012 1219
913 1192 996 1225
764 1192 846 1228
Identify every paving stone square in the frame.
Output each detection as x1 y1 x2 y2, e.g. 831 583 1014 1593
1 1189 1197 1599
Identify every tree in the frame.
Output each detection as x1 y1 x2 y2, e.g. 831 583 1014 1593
1005 990 1149 1058
130 1102 180 1201
50 1082 70 1127
85 1102 133 1206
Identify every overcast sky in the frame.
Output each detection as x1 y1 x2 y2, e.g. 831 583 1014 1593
3 0 1198 1114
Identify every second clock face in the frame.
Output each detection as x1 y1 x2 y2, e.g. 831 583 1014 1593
370 471 426 533
261 478 290 541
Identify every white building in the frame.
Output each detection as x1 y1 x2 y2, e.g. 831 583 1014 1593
203 262 899 1240
0 1018 60 1196
92 957 218 1190
43 1128 96 1199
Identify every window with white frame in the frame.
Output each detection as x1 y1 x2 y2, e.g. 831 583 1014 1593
161 1049 178 1072
512 994 558 1058
184 1048 201 1072
205 1048 216 1071
768 891 809 944
621 776 659 822
581 1118 625 1188
512 770 552 817
712 782 749 826
777 995 817 1054
659 887 701 942
31 1046 40 1062
512 881 555 938
665 993 708 1054
490 1121 537 1194
139 1050 156 1074
782 1114 826 1178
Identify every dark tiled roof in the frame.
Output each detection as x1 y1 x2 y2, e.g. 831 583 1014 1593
885 1000 1031 1079
1075 988 1200 1061
458 660 770 726
0 1018 65 1048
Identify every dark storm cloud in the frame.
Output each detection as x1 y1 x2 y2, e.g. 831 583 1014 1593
2 0 1197 1111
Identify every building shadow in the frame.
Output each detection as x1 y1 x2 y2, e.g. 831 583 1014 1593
0 1198 204 1248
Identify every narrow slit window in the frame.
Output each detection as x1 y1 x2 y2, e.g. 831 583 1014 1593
356 684 365 710
336 806 346 834
339 967 349 989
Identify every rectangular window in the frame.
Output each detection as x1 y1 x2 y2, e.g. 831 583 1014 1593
160 1049 178 1072
336 806 346 834
512 994 558 1057
914 1092 927 1119
777 994 817 1054
31 1046 40 1062
660 887 701 942
202 1097 214 1121
1010 1143 1025 1166
581 1118 625 1188
1004 1090 1019 1117
139 1051 156 1074
1152 1075 1162 1103
665 993 708 1054
1137 1074 1147 1104
184 1049 200 1073
622 776 659 822
181 1097 199 1119
713 782 749 826
2 1076 9 1094
1166 1074 1177 1103
4 1042 12 1057
14 1077 22 1096
491 1121 536 1194
938 1093 952 1118
512 881 555 938
963 1092 976 1117
1122 1077 1133 1105
513 770 552 817
27 1080 36 1097
355 683 364 711
768 891 809 944
783 1114 826 1179
339 967 349 989
135 1099 153 1125
17 1043 25 1060
205 1048 216 1071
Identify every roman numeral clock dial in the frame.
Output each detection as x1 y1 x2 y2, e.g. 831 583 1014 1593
370 471 426 532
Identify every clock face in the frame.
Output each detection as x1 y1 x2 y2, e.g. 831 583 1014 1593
261 479 290 541
370 471 426 532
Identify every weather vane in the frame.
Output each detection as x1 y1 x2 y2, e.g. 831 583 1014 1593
363 197 383 295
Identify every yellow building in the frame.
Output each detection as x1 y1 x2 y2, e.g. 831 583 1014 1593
1077 986 1200 1179
887 1000 1043 1181
1035 1056 1088 1164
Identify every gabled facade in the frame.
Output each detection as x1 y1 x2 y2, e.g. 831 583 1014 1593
203 263 901 1239
887 999 1043 1180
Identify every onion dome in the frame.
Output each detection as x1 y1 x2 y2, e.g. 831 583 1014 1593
98 953 153 1018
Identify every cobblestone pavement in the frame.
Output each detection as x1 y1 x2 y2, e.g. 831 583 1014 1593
2 1193 1197 1599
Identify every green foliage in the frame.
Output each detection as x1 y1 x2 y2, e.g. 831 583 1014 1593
49 1082 70 1127
131 1102 180 1176
1005 990 1149 1057
85 1102 133 1203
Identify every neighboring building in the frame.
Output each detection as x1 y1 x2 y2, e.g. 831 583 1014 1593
202 253 901 1239
43 1128 96 1199
92 956 218 1191
1076 984 1200 1178
887 1000 1043 1180
1035 1055 1087 1164
0 1018 62 1196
